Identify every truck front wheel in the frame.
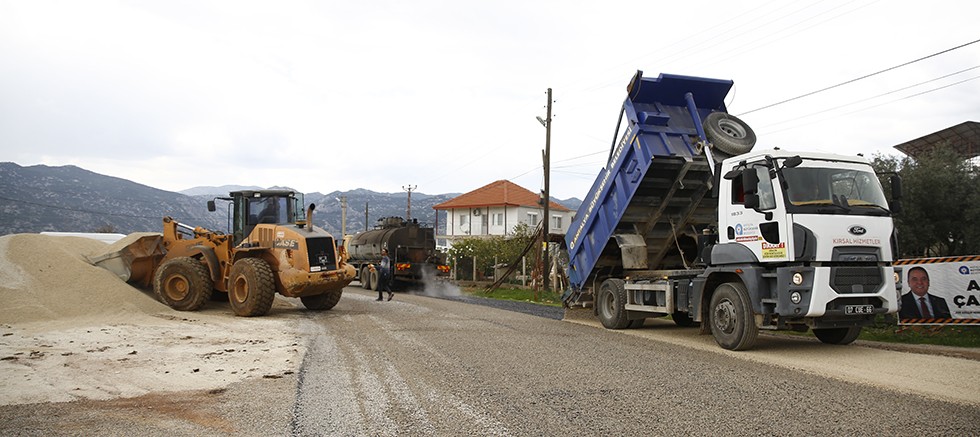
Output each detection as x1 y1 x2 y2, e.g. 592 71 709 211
597 279 630 329
154 257 213 311
813 327 861 345
709 282 758 350
228 258 276 317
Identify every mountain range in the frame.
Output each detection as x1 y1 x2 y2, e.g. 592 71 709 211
0 162 582 237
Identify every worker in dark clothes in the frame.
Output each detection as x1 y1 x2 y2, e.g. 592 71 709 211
374 248 394 301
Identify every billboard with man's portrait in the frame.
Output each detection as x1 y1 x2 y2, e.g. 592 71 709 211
896 256 980 325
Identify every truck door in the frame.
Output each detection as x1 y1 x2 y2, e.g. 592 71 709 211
724 162 790 262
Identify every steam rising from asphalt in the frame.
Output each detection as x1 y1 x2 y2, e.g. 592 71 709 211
418 269 461 297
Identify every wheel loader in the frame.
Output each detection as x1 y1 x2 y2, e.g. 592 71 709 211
90 190 355 316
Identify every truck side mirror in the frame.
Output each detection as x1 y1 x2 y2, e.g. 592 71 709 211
890 175 903 215
742 170 759 192
890 175 903 200
207 200 216 212
741 170 760 209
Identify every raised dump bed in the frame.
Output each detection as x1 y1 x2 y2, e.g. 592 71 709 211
564 72 751 299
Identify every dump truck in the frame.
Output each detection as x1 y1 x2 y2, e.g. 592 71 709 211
345 216 450 291
90 190 355 316
563 71 902 350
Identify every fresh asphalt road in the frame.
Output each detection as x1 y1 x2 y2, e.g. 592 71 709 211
290 288 980 436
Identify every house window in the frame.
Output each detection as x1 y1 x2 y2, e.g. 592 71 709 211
459 214 468 226
552 216 562 229
492 213 504 226
527 212 538 226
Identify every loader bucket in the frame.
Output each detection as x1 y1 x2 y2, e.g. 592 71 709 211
88 233 165 288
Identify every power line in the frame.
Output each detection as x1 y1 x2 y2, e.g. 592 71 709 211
762 74 980 136
739 38 980 116
758 65 980 130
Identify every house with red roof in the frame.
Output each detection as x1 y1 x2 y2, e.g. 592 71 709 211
433 180 573 247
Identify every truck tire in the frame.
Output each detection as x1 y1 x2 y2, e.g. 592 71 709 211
228 258 276 317
709 282 758 350
368 269 381 291
704 112 756 155
360 266 373 290
154 257 213 311
301 290 343 310
597 279 630 329
813 327 861 345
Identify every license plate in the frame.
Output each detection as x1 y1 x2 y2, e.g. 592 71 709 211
844 304 874 315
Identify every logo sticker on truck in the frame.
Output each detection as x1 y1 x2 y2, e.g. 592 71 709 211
761 242 786 259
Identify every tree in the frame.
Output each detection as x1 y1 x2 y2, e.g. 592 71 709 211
873 147 980 257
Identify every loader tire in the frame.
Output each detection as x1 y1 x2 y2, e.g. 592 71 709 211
597 278 630 329
704 112 756 155
360 266 373 290
228 258 276 317
813 327 861 345
154 257 213 311
709 282 758 351
301 290 343 311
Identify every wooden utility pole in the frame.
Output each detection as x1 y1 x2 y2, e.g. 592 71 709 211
403 184 417 221
364 202 369 231
542 88 552 293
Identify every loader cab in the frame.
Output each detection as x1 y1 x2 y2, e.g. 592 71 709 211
218 190 305 246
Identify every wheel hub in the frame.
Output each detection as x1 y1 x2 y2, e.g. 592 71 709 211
164 275 189 300
718 119 747 139
713 299 736 334
233 276 250 303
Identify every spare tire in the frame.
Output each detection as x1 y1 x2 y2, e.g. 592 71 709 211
704 112 756 155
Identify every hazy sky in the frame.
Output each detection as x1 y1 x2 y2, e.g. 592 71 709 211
1 0 978 199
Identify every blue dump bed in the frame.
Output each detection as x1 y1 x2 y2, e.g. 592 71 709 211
564 73 735 293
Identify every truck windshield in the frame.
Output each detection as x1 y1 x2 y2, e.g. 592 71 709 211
782 165 890 215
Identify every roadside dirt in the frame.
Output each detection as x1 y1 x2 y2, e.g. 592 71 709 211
564 307 980 407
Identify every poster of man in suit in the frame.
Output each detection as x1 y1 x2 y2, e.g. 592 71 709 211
898 259 980 325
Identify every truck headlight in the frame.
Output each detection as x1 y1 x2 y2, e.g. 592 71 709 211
790 291 802 304
792 272 804 286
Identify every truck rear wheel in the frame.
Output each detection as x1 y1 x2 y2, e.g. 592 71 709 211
597 279 630 329
704 112 756 155
368 269 380 291
228 258 276 317
813 327 861 345
709 282 758 350
154 257 213 311
301 290 343 310
360 266 373 290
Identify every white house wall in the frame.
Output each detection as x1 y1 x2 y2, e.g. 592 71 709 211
443 206 573 240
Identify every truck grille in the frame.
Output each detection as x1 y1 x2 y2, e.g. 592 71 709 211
307 237 337 272
830 266 882 294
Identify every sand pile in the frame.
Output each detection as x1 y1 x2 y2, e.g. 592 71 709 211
0 233 308 406
0 234 169 326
